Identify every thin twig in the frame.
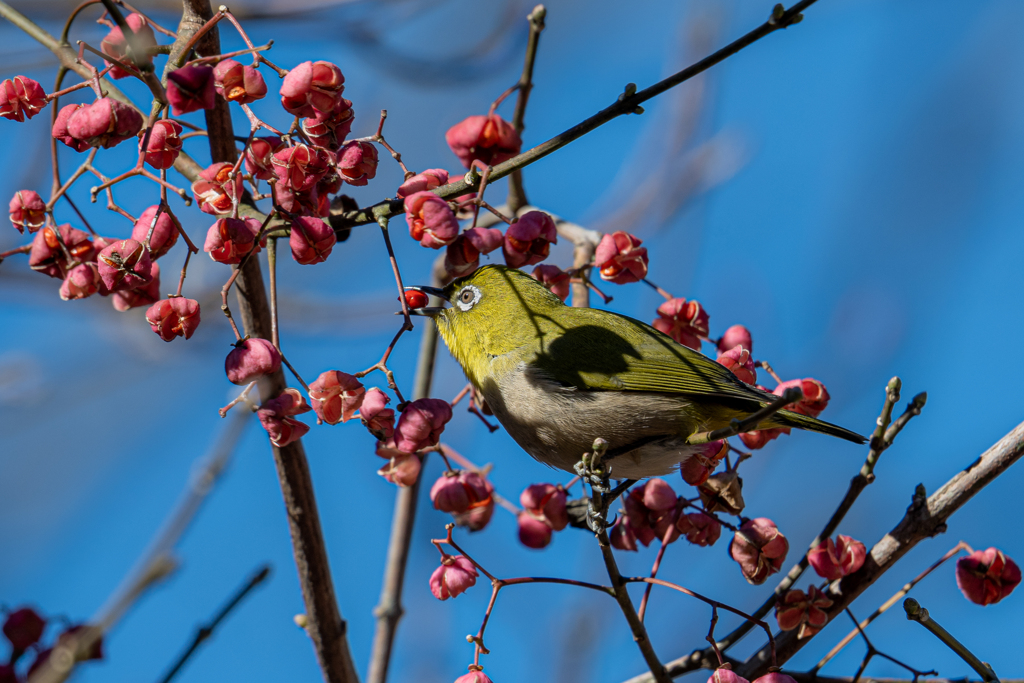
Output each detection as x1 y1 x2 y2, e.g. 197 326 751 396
338 0 820 229
506 4 546 213
814 541 969 672
903 599 999 682
366 265 442 683
156 565 272 683
28 411 250 683
715 379 916 655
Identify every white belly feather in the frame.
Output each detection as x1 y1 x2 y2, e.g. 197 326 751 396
479 360 704 479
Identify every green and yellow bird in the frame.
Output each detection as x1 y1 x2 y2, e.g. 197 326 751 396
411 265 864 480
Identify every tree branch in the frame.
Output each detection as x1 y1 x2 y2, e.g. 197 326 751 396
27 411 250 683
366 262 443 683
337 0 819 230
173 3 357 682
738 420 1024 678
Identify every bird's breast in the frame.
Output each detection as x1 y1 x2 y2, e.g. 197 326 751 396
478 360 707 478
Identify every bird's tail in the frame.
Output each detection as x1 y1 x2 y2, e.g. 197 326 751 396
767 409 867 444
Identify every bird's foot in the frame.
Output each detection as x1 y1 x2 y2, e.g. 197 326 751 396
574 438 612 493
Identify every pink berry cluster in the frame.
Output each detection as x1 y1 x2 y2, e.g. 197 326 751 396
610 478 724 551
1 606 102 683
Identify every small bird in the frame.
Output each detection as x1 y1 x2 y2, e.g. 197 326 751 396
410 265 865 480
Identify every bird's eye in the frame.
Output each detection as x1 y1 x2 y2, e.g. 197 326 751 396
455 285 481 311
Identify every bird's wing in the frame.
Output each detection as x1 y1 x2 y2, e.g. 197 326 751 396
530 307 772 406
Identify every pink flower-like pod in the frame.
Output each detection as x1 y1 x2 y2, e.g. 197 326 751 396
502 211 556 268
272 144 331 193
29 224 94 279
774 378 830 418
166 64 215 115
677 511 722 547
273 183 324 218
100 13 156 79
643 478 677 512
531 264 571 302
405 191 459 249
67 98 143 149
717 345 756 385
718 324 753 354
290 216 336 265
730 518 789 585
520 483 569 531
394 398 453 453
9 190 46 234
776 586 833 639
454 669 494 683
956 547 1021 606
377 451 422 487
192 162 244 215
139 120 183 170
111 262 161 311
280 60 345 118
431 470 492 515
445 114 521 168
59 262 102 300
707 666 749 683
610 515 638 551
653 297 709 351
738 406 788 449
752 673 799 683
336 140 377 186
680 440 727 487
302 98 354 150
204 217 263 264
429 554 478 600
213 59 267 104
308 370 364 424
257 388 312 447
623 488 657 548
2 607 46 651
225 338 282 385
595 231 648 284
132 205 179 259
0 76 47 122
452 477 495 531
445 227 504 277
518 512 553 549
244 136 283 181
808 534 867 581
397 168 449 198
97 238 153 292
51 104 90 152
360 388 395 440
145 297 200 342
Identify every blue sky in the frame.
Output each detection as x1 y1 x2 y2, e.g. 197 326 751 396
2 1 1023 682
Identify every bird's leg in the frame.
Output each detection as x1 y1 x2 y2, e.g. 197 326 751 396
573 437 611 494
573 438 620 531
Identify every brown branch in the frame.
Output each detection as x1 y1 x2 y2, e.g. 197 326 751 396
813 541 969 672
903 599 999 682
172 3 357 682
737 420 1024 678
337 0 818 229
27 410 250 683
506 4 546 214
367 259 443 683
713 379 917 654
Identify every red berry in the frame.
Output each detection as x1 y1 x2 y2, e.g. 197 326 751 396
404 289 429 309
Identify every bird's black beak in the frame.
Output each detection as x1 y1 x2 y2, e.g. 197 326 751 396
403 285 448 317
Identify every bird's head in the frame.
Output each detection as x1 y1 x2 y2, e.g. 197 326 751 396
405 265 565 384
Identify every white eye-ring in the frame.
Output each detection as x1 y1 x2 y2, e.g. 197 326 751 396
455 284 482 311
